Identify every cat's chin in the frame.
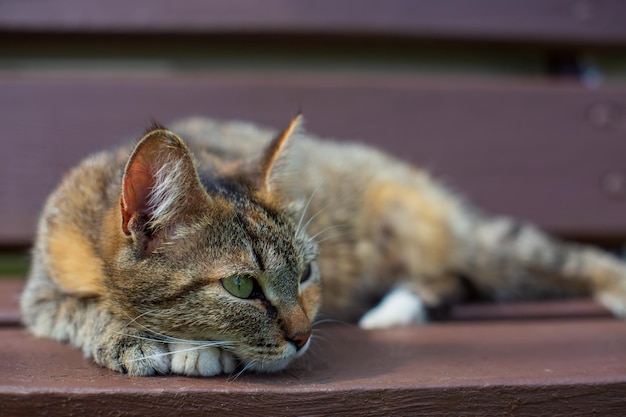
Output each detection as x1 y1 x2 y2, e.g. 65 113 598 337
245 357 293 373
242 338 310 373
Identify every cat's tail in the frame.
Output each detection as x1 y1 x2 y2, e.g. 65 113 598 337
453 212 626 317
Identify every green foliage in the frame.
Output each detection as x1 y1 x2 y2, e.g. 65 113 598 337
0 253 29 277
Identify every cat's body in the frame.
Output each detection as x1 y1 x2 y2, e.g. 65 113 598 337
21 116 626 377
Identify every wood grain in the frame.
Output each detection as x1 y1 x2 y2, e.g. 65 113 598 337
2 279 622 415
1 0 626 46
3 321 626 416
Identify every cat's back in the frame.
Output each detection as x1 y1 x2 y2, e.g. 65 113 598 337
173 117 424 194
174 117 456 212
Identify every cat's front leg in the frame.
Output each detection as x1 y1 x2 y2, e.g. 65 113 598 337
21 283 171 376
65 300 172 376
89 322 171 376
21 251 177 376
169 342 237 376
590 254 626 318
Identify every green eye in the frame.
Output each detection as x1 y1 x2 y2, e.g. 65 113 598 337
221 276 255 299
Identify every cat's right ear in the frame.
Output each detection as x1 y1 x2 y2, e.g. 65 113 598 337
120 127 210 243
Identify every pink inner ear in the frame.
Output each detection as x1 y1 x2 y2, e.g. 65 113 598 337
121 155 155 235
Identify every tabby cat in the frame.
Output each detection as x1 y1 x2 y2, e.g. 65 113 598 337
21 115 626 377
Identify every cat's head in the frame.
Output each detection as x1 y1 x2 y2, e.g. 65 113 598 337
105 115 321 373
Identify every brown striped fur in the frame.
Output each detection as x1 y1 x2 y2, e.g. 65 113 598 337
21 116 626 377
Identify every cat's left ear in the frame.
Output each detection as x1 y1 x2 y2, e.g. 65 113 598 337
120 127 211 241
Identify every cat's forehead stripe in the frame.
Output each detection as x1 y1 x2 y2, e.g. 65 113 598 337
233 201 299 273
235 211 266 271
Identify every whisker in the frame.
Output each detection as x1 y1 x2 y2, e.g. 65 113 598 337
120 310 194 344
125 340 238 365
300 204 330 236
282 368 301 381
309 224 348 242
136 327 191 344
113 331 170 344
228 360 257 381
314 233 347 245
126 351 171 364
313 318 353 327
120 312 242 349
296 181 325 236
310 319 353 352
175 340 238 350
310 332 332 347
123 318 208 345
122 310 157 330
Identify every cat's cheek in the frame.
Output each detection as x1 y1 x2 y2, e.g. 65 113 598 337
300 283 322 321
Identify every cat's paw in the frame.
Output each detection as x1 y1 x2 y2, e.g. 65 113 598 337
92 332 170 376
596 289 626 318
358 287 427 329
592 267 626 318
170 342 237 377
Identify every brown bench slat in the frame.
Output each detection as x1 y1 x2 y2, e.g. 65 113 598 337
1 0 626 46
2 75 626 244
450 299 611 321
3 320 626 415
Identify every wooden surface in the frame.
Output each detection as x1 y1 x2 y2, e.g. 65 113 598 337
1 279 625 416
3 2 626 415
2 75 626 244
1 0 626 46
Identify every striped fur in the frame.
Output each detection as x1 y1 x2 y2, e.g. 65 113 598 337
20 116 626 378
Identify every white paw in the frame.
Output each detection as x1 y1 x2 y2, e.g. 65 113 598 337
170 342 237 377
595 291 626 318
358 287 427 329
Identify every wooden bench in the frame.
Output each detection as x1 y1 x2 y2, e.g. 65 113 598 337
2 1 626 415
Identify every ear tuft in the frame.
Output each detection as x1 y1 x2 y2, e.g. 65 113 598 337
120 128 209 240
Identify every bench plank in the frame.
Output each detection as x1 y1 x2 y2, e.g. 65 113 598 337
3 320 626 415
1 282 621 415
2 75 626 244
1 0 625 46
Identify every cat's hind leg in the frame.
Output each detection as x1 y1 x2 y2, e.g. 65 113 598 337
455 215 626 315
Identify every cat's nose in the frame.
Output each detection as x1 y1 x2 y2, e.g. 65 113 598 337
288 330 311 351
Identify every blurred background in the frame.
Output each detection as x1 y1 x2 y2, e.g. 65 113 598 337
1 0 626 277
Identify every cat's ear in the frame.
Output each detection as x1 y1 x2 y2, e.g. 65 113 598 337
120 127 210 240
256 114 302 193
230 114 302 196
